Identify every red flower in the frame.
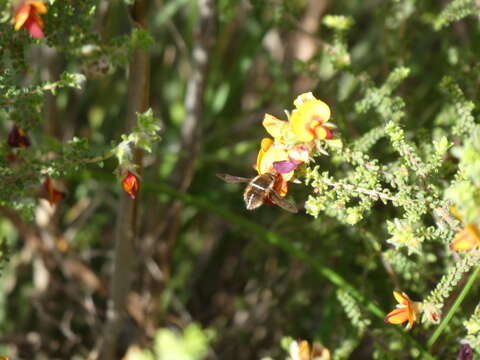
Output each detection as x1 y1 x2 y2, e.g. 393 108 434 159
122 171 140 199
7 125 30 148
14 1 47 39
43 177 65 205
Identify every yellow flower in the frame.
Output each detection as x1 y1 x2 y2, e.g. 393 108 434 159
451 224 480 251
384 291 421 329
289 339 331 360
291 92 332 142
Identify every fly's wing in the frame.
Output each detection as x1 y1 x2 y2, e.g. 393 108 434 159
269 191 298 213
216 173 251 184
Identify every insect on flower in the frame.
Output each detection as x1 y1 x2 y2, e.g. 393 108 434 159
216 172 298 213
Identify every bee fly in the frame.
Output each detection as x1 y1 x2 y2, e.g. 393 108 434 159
216 172 298 213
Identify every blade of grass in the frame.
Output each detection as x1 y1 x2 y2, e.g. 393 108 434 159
427 265 480 349
143 180 436 360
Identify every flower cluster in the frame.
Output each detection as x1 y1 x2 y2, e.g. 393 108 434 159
256 92 334 197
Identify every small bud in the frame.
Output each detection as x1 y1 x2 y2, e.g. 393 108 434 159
122 171 140 199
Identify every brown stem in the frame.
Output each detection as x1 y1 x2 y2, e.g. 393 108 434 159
100 1 150 358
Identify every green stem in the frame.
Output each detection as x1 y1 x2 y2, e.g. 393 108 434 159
142 180 435 360
427 265 480 349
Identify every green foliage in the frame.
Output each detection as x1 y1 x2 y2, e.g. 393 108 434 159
434 0 479 30
337 289 371 333
2 0 480 359
125 324 214 360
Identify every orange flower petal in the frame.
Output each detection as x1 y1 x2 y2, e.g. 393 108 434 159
384 308 409 325
14 3 31 31
30 1 47 14
274 175 288 197
260 137 273 152
451 224 480 251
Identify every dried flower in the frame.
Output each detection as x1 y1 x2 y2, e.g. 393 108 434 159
122 171 140 199
451 224 480 251
43 177 65 205
7 125 30 148
384 291 421 329
14 1 47 39
457 343 473 360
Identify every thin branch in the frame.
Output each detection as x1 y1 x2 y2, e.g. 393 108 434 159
100 0 150 358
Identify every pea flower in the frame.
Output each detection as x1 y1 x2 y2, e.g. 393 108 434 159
7 125 30 148
14 1 47 39
43 177 65 205
384 291 421 329
122 171 140 199
450 224 480 252
289 339 330 360
291 92 333 142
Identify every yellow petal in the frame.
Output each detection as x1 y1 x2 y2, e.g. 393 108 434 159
293 92 317 108
384 308 409 325
256 138 273 174
291 111 314 142
393 291 409 305
450 206 463 222
314 126 329 140
298 340 311 360
30 1 47 14
258 145 288 175
297 100 331 124
263 113 287 140
14 3 31 31
451 224 480 251
260 137 273 152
